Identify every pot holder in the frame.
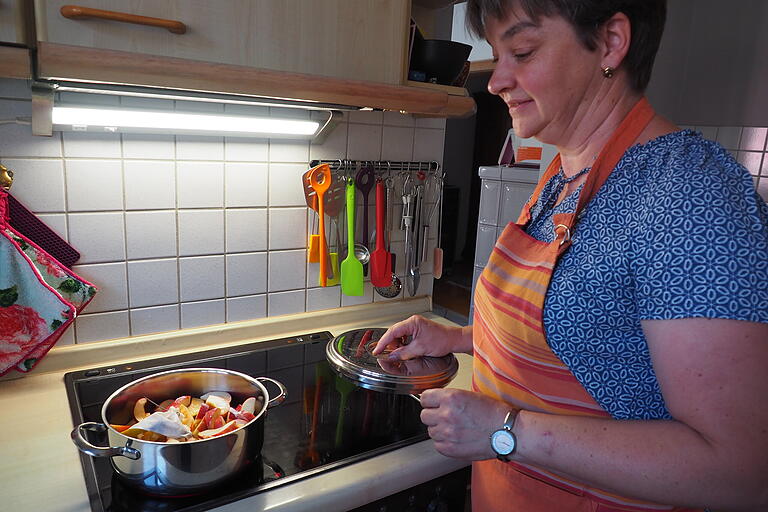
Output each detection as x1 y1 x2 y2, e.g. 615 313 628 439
0 187 97 376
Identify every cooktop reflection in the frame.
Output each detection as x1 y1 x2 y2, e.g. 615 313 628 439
64 331 428 512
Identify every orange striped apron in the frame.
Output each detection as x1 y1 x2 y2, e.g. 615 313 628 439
471 98 701 512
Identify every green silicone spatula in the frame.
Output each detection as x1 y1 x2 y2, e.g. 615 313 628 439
341 178 364 296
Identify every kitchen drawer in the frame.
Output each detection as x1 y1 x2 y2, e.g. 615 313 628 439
34 0 409 85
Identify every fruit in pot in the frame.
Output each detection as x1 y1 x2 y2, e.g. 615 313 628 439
188 397 204 417
240 397 256 415
134 398 149 421
204 394 230 416
198 420 238 439
171 395 191 408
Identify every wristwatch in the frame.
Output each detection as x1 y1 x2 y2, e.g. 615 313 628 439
490 411 517 462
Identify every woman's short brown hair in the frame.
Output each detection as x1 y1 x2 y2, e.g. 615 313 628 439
466 0 666 92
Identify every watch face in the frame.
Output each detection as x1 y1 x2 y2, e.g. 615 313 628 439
491 429 516 456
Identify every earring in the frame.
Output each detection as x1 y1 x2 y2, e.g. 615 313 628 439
602 66 614 78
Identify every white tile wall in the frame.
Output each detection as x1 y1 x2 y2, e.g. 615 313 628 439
226 295 266 322
225 209 267 252
66 159 124 211
179 255 225 302
268 289 305 316
226 252 267 297
127 259 179 308
178 209 225 256
178 162 224 207
125 211 177 259
0 82 446 344
68 212 126 263
124 160 176 210
225 163 268 207
181 299 226 329
122 134 175 160
130 305 180 336
2 159 65 211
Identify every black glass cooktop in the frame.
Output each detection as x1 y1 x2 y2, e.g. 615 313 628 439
64 331 427 512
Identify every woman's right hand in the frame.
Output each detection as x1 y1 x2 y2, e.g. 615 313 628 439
371 315 471 360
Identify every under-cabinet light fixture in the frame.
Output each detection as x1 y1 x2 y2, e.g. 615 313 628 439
52 106 322 137
31 81 346 143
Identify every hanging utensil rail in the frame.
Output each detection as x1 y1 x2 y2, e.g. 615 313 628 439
309 159 440 178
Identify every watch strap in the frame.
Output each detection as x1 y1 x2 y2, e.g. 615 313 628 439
492 410 518 462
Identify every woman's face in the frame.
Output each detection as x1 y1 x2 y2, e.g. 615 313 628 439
486 7 604 144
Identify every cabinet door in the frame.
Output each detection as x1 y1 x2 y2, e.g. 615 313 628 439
35 0 409 85
0 0 26 44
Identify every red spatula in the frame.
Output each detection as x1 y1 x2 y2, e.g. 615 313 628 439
370 180 392 287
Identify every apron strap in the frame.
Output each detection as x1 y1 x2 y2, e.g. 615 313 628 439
516 97 655 254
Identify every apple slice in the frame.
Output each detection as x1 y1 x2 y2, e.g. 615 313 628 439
171 395 191 408
240 397 256 415
177 404 194 428
188 397 204 417
133 398 150 421
205 394 230 416
201 407 221 431
196 402 210 421
198 420 238 439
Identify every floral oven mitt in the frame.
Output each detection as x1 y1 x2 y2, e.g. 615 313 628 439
0 189 96 375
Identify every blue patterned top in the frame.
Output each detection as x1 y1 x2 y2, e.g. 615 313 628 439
525 130 768 420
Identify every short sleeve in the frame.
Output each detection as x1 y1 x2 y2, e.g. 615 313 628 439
633 142 768 322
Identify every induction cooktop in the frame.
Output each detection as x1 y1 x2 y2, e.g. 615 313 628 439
64 331 428 512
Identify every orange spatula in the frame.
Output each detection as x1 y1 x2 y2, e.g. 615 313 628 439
309 164 331 286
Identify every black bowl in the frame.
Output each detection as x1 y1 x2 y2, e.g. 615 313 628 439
410 39 472 85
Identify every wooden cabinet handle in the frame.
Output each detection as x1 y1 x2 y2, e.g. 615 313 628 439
60 5 187 34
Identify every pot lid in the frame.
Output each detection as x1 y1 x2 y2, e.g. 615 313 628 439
325 328 458 394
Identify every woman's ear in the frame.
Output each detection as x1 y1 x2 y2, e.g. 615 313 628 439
600 12 631 70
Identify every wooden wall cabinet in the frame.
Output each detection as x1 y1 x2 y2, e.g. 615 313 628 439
0 0 31 79
35 0 409 85
32 0 475 116
0 0 27 44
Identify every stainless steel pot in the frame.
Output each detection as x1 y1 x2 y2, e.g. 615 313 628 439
70 368 286 496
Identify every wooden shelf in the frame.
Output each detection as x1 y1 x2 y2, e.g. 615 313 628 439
406 80 469 96
469 60 495 74
0 45 30 79
37 43 475 118
411 0 460 8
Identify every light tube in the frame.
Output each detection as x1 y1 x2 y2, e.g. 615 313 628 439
52 106 320 136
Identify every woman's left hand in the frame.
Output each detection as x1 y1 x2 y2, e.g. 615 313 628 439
419 388 514 460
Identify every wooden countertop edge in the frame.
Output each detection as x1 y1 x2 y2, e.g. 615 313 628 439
0 297 433 381
0 45 30 79
37 42 476 118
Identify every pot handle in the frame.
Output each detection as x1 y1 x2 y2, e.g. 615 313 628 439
256 377 287 408
71 422 141 460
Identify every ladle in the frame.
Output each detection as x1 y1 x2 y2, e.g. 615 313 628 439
355 165 375 275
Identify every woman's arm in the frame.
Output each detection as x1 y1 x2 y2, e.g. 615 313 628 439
421 318 768 511
511 317 768 511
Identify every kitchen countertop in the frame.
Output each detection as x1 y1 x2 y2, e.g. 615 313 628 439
0 298 473 512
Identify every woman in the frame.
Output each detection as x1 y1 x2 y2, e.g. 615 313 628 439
373 1 768 511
